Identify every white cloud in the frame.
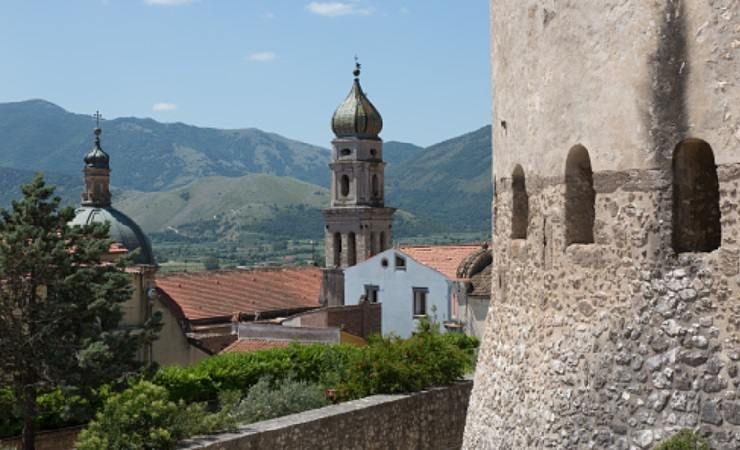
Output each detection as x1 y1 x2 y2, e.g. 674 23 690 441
306 2 372 17
144 0 195 6
152 102 177 112
248 51 278 62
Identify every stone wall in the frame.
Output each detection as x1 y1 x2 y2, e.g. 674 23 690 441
0 426 81 450
283 303 381 339
466 167 740 449
180 381 472 450
465 1 740 448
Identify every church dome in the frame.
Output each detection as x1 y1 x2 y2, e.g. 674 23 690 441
84 128 110 169
331 63 383 140
70 206 155 265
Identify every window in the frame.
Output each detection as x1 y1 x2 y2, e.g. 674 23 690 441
370 148 377 157
364 285 379 303
340 175 350 197
395 254 406 270
672 138 721 253
565 145 595 245
413 288 428 317
340 148 352 156
348 232 357 266
333 232 342 267
372 174 380 198
379 231 386 250
511 164 529 239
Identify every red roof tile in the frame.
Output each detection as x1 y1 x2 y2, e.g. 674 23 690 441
400 244 483 280
156 267 322 322
221 339 292 354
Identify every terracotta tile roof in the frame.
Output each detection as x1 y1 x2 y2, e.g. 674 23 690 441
400 244 483 280
156 267 322 322
221 339 292 354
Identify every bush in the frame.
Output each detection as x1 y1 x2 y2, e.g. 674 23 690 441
76 381 231 450
653 430 710 450
154 344 361 404
0 386 104 439
232 377 329 424
335 332 471 400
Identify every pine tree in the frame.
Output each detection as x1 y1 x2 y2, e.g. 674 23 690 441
0 175 161 450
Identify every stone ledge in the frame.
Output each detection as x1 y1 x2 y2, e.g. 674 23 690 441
178 381 473 450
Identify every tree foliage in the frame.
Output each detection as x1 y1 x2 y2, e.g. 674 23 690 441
0 175 161 449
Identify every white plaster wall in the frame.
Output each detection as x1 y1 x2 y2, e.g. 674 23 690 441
344 248 451 338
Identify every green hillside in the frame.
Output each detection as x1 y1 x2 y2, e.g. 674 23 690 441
0 167 81 207
0 100 331 192
116 173 329 239
386 125 492 232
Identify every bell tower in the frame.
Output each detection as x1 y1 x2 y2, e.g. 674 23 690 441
81 111 111 207
323 61 395 269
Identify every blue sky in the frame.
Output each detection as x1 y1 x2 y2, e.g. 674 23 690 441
0 1 490 147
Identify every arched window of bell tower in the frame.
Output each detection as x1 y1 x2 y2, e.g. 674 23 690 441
672 138 721 253
511 164 528 239
340 175 350 197
333 232 342 267
565 145 595 245
348 232 357 265
372 174 380 198
380 231 386 250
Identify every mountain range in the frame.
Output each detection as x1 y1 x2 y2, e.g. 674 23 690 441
0 100 491 241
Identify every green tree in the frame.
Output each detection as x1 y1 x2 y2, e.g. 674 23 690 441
0 175 161 450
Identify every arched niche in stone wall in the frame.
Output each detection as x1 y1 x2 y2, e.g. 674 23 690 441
511 164 529 239
672 138 721 253
565 145 595 245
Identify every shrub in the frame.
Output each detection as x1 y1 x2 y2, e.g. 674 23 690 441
154 344 362 404
76 381 230 450
653 429 710 450
0 386 104 439
232 377 329 424
335 332 471 400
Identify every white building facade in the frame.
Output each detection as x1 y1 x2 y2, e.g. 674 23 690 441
344 248 452 338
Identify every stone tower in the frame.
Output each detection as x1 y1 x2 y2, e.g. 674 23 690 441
464 1 740 449
323 62 395 269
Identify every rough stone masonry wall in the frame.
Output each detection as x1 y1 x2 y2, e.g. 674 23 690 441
180 381 472 450
464 0 740 448
464 166 740 450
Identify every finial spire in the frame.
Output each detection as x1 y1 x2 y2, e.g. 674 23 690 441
353 55 361 79
92 110 105 147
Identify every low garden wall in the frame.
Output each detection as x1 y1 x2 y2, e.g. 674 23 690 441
179 380 473 450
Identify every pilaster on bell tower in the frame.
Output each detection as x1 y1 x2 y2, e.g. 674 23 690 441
81 110 112 207
323 60 395 270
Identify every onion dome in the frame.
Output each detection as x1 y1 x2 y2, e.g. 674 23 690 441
84 128 110 169
331 61 383 140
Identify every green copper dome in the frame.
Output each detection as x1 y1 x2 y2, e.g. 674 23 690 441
84 128 110 169
70 206 155 265
331 64 383 140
